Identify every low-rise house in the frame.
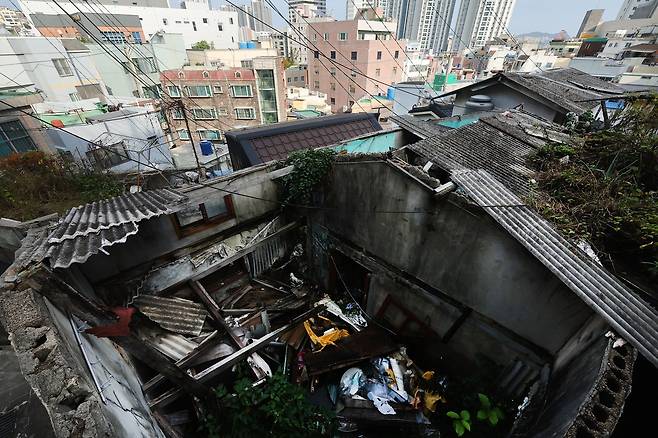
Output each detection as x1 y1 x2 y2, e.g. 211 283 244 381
438 68 627 122
0 88 51 157
226 113 381 170
286 86 331 117
0 107 656 437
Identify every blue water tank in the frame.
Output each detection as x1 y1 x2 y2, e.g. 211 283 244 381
387 87 395 100
238 42 248 49
199 140 213 156
246 41 256 49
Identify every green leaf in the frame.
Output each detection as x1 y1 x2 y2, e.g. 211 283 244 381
478 393 490 409
494 407 505 419
489 411 499 426
460 410 470 421
463 420 471 431
447 411 461 419
455 421 465 436
477 409 487 420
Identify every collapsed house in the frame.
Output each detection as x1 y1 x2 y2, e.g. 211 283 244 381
0 109 656 437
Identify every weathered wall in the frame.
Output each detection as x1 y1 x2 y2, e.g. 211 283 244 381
80 164 285 284
312 161 594 360
452 82 560 121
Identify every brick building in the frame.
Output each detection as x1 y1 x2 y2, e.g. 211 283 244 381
307 13 404 113
161 57 286 146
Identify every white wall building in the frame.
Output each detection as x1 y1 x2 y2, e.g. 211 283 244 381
616 0 658 20
19 0 240 49
599 36 654 58
454 0 517 51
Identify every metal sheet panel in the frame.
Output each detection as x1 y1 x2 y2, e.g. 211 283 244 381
452 169 658 366
134 295 207 336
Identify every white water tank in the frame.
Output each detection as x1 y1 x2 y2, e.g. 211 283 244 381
464 95 494 114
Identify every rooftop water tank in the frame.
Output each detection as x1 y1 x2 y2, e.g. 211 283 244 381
199 140 213 156
238 42 248 49
246 41 256 49
464 95 494 114
386 87 395 100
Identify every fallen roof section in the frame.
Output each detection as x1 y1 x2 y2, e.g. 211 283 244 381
9 188 188 272
452 169 658 367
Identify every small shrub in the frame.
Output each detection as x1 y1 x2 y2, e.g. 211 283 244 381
280 148 336 205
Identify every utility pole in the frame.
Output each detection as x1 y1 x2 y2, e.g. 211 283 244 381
178 99 205 180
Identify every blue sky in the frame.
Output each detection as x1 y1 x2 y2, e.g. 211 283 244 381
2 0 623 37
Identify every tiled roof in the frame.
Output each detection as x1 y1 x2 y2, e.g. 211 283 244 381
453 170 658 367
161 69 255 81
133 295 207 336
10 189 188 271
226 113 382 168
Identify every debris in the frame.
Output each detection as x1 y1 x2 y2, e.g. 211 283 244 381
316 296 367 332
85 307 135 337
133 295 207 336
303 319 350 351
368 393 396 415
340 368 365 396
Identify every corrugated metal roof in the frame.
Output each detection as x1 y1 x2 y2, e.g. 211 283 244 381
137 326 199 361
43 189 187 269
391 115 451 139
452 169 658 367
133 295 207 336
408 121 536 196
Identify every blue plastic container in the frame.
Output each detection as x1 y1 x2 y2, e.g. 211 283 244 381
386 87 395 100
199 140 213 156
246 41 256 49
238 42 248 49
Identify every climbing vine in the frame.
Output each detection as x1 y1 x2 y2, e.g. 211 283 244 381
528 94 658 286
280 149 336 205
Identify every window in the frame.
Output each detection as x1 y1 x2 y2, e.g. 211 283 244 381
86 142 129 170
314 80 320 89
314 50 320 59
198 129 221 140
323 32 329 40
349 84 355 93
172 195 234 236
186 85 212 97
376 51 382 60
230 84 252 97
192 21 197 31
235 71 241 78
178 71 185 79
69 92 80 102
178 129 190 140
234 107 256 119
52 58 72 76
241 60 253 69
213 85 223 93
171 108 184 119
203 18 208 24
142 85 160 98
351 51 357 60
0 120 36 156
163 18 168 25
101 31 126 44
350 70 357 78
218 23 223 31
133 57 157 73
131 32 142 43
330 50 336 59
348 100 354 107
393 66 397 75
375 68 380 77
394 50 399 59
330 82 335 91
202 71 210 78
229 17 234 24
191 108 217 119
330 67 336 76
338 32 347 41
330 97 335 104
218 107 228 115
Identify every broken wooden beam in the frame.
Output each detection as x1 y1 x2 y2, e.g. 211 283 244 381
150 305 324 408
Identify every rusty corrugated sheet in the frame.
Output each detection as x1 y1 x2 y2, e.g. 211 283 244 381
133 295 207 336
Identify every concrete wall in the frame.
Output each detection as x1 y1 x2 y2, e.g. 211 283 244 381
452 82 560 121
311 161 594 363
79 164 284 284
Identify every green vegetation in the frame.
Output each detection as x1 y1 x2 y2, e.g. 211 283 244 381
201 373 335 437
192 40 213 50
0 152 123 221
476 393 504 427
447 410 472 437
283 57 296 69
280 148 336 205
529 94 658 286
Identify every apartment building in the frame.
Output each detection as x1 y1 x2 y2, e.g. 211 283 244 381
19 0 239 49
287 7 332 64
617 0 658 20
161 57 286 145
30 12 145 44
0 6 31 35
454 0 517 50
385 0 458 54
307 15 404 113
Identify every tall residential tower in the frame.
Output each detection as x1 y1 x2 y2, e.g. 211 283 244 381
454 0 517 51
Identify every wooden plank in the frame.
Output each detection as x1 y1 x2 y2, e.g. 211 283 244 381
153 410 183 438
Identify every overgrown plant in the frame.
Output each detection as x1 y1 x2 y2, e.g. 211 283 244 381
447 410 471 436
201 373 335 437
280 148 336 205
476 393 504 426
528 94 658 286
0 151 123 221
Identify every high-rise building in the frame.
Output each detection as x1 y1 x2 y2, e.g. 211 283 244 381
396 0 457 53
616 0 658 20
576 9 604 38
289 0 326 22
454 0 517 51
249 0 273 33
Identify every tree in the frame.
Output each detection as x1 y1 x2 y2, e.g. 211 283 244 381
282 57 295 69
192 40 212 50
